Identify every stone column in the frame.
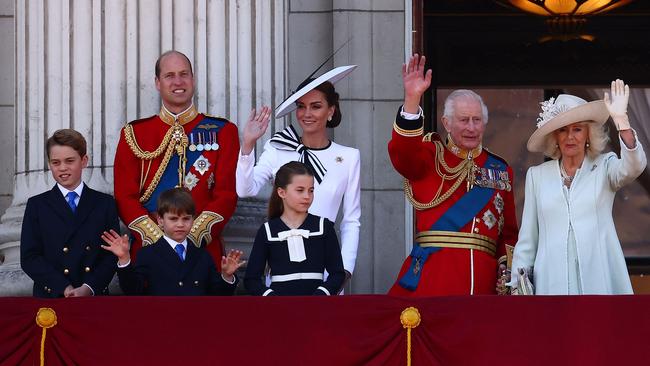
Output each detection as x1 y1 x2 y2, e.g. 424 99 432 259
0 0 284 295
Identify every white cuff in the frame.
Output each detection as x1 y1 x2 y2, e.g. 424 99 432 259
221 273 236 285
262 289 274 296
82 283 95 296
316 286 331 296
117 259 131 268
400 106 423 120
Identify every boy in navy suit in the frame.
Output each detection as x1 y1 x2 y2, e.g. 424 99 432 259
21 129 119 298
101 188 244 295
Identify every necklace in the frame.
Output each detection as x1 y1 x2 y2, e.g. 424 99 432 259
560 162 575 187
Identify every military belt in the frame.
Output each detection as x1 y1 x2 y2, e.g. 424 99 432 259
415 230 497 257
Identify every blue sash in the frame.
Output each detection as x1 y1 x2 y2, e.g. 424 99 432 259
143 117 225 212
398 154 504 291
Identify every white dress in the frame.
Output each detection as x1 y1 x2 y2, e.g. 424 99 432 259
511 134 646 295
236 135 361 274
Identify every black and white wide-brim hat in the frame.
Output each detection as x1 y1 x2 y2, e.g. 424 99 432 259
274 65 358 119
527 94 609 153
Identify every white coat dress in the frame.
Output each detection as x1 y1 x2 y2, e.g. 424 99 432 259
511 135 646 295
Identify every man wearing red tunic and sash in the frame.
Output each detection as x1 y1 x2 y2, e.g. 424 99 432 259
388 55 518 296
113 51 239 268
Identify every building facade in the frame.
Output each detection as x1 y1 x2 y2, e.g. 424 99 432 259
0 0 411 295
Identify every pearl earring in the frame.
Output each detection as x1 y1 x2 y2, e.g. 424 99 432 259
586 142 590 148
328 116 332 122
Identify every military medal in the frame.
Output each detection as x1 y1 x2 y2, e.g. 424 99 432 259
498 215 504 236
189 133 197 152
211 131 219 150
184 172 199 191
196 133 204 151
204 132 212 151
193 155 211 175
207 172 215 190
482 209 497 229
493 193 504 214
413 258 421 275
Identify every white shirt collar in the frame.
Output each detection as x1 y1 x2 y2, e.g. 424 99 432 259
57 181 85 198
163 235 188 251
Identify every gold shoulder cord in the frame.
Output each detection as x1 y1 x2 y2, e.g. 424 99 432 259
403 140 476 210
123 123 188 203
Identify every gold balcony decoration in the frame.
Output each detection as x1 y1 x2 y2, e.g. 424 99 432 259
497 0 635 41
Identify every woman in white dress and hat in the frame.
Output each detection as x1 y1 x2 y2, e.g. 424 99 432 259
236 66 361 290
510 79 647 295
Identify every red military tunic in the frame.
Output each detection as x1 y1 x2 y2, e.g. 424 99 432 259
387 108 518 296
114 105 239 268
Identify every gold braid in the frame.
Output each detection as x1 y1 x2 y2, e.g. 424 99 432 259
139 141 178 203
404 140 476 210
123 123 174 159
123 122 189 203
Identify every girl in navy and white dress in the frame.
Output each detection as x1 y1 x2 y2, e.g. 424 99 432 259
244 161 345 296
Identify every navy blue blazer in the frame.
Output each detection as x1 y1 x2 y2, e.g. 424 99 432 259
20 184 119 298
117 237 237 296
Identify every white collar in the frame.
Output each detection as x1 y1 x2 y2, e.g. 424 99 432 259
163 235 188 251
57 181 84 198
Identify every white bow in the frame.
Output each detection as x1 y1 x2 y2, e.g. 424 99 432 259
277 229 309 262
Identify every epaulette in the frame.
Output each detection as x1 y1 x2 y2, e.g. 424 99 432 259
203 114 230 123
126 115 157 125
422 132 442 143
484 147 509 165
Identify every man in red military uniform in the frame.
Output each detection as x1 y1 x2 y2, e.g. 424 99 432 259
388 54 518 296
114 51 239 268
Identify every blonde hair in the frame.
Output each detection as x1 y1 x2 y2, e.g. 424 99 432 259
542 121 610 160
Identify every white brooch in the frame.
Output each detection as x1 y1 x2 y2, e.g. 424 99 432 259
184 172 199 191
536 97 569 128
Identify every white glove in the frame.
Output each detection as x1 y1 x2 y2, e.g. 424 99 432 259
604 79 631 131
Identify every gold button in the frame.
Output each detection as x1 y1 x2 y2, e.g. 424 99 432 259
178 281 184 287
47 288 52 293
194 280 199 286
63 247 69 253
63 269 70 275
473 228 479 233
475 218 480 223
85 246 91 251
84 267 91 273
44 286 48 291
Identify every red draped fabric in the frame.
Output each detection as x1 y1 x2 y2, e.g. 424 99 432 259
1 295 649 365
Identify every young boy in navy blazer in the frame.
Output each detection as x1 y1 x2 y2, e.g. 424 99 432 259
101 188 244 295
21 129 120 298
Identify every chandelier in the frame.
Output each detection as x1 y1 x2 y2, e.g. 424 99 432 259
497 0 635 41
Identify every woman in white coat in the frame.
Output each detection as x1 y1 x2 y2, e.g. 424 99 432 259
511 79 646 295
236 66 361 290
